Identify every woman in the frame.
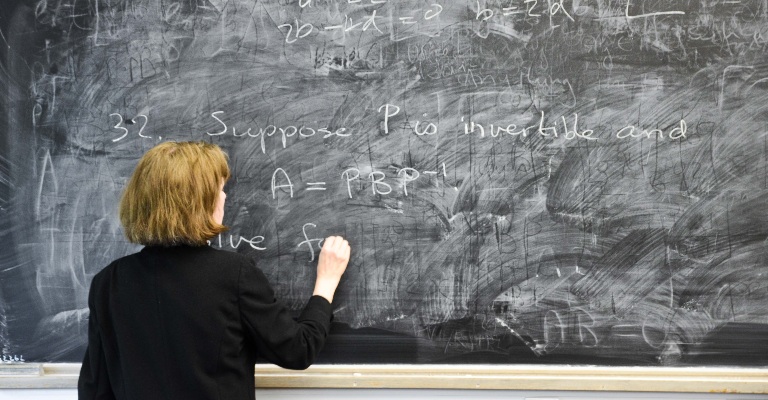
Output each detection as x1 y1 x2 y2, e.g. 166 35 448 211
78 141 350 400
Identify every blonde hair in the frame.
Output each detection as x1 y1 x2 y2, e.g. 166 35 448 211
119 141 231 246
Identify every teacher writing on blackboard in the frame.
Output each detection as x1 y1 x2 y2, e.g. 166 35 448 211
78 141 351 400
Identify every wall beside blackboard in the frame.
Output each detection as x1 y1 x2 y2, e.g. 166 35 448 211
1 0 767 366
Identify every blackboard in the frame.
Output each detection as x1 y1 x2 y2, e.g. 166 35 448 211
1 0 767 367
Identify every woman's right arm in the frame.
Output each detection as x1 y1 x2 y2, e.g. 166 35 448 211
311 236 351 303
239 236 350 370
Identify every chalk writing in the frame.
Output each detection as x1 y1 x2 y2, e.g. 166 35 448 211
279 19 315 43
209 234 267 250
109 113 150 142
0 355 24 363
270 164 448 200
461 111 596 140
297 223 324 261
474 0 574 27
542 308 599 351
616 120 687 140
207 111 348 152
341 165 448 197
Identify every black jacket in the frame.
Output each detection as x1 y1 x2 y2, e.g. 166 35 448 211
78 245 333 400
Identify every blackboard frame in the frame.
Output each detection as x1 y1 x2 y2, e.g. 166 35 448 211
0 364 767 393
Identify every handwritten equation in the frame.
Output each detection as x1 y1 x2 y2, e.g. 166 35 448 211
271 163 449 199
276 0 686 44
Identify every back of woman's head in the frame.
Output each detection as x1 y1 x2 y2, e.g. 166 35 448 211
119 141 230 246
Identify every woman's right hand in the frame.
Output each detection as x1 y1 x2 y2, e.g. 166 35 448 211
312 236 351 303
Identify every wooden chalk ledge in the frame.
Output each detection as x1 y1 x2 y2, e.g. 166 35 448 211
0 364 765 393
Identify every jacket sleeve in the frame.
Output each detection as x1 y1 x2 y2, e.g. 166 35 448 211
238 259 333 370
78 276 116 400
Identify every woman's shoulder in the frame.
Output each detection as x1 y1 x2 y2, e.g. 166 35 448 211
140 244 254 261
90 249 143 280
94 246 256 278
202 246 257 265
